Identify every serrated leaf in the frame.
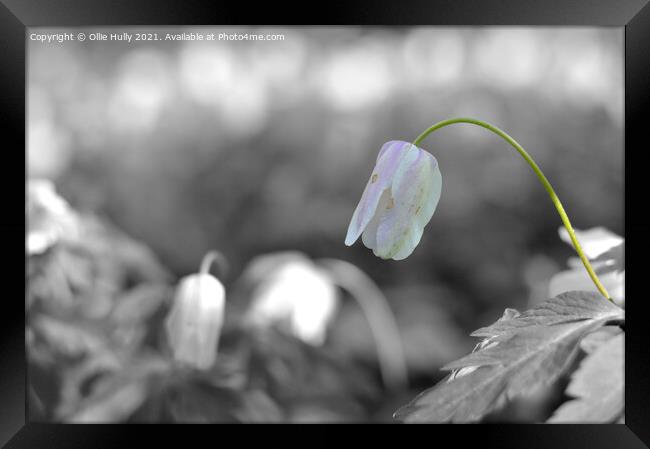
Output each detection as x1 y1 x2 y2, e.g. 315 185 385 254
394 291 623 423
547 333 623 423
548 267 625 309
471 291 623 337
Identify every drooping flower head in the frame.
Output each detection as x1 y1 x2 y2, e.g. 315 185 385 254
165 272 225 370
345 141 442 260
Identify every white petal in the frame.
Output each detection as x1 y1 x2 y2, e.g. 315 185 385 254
375 145 441 259
558 227 623 259
165 274 225 370
361 188 391 250
345 141 411 246
245 260 339 346
390 160 442 261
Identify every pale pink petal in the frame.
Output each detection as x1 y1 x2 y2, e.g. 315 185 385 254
345 141 411 246
361 189 392 250
375 145 441 259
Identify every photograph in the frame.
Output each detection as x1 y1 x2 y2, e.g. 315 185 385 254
24 25 627 424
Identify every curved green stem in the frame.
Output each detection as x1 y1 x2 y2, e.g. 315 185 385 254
413 117 611 301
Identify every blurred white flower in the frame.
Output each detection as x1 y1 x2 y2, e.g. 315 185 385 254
244 253 339 346
402 28 466 87
180 44 235 105
474 28 545 89
27 179 78 255
28 87 72 178
559 227 623 261
179 44 269 137
165 273 225 370
345 141 442 260
108 49 172 134
549 227 624 306
320 42 392 111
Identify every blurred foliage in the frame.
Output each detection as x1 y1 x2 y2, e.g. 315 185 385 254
27 27 623 422
27 184 397 421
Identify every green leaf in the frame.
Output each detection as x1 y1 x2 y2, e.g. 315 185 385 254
394 291 623 423
547 333 623 423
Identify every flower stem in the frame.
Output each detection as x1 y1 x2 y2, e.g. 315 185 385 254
199 250 228 278
413 117 611 301
318 258 409 391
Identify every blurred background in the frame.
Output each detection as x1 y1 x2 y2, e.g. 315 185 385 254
27 26 623 423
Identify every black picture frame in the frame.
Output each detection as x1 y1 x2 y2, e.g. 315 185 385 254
2 0 649 447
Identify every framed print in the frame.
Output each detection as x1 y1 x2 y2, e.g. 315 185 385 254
1 0 649 447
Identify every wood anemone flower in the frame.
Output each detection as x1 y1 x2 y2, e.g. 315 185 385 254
243 253 339 346
345 141 442 260
165 273 225 370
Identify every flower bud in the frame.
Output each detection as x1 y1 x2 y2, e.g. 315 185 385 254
165 273 225 370
345 141 442 260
